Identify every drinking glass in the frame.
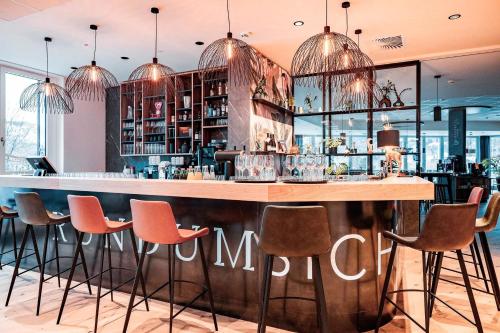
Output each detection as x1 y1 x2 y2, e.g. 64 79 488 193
315 155 326 181
284 155 296 179
305 154 316 181
295 155 306 179
235 155 244 179
244 154 253 178
253 155 264 180
263 155 275 181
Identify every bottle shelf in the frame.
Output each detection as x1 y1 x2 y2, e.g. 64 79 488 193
204 94 228 100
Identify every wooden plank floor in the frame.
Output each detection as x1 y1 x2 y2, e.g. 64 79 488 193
0 227 498 332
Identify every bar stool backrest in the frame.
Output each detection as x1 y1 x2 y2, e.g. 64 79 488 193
417 203 478 252
130 199 181 244
67 195 108 233
478 192 500 232
259 205 332 257
14 192 50 225
467 187 484 205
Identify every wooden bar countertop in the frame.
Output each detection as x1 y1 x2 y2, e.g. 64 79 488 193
0 175 433 203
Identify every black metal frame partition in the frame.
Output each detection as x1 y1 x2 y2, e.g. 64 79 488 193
292 60 421 174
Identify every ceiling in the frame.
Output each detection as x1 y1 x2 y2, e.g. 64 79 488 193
0 0 499 81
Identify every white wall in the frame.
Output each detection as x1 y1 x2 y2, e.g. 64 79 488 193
62 98 106 172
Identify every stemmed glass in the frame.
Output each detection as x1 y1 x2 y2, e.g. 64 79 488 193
253 155 264 180
305 154 316 181
263 155 275 181
295 155 306 179
284 155 296 179
315 154 326 181
244 154 253 178
235 154 245 179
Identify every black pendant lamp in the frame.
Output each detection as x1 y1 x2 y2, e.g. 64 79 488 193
19 37 74 114
66 25 118 101
198 0 262 86
291 0 359 88
433 75 442 121
128 7 175 94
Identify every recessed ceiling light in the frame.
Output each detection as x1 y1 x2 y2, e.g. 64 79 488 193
70 66 78 70
121 56 129 60
195 41 204 46
448 79 455 84
448 13 461 20
293 20 304 26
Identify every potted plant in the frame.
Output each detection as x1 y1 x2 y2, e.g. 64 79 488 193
325 138 343 155
252 77 267 99
482 157 500 191
304 93 317 112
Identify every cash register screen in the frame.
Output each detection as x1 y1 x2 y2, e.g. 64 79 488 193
26 157 57 176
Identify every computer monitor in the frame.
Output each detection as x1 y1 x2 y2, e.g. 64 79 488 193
26 156 57 176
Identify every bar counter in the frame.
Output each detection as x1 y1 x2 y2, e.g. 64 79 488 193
0 175 433 332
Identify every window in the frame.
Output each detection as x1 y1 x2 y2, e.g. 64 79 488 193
466 137 478 164
2 70 46 172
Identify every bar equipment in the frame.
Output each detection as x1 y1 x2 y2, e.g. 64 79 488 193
214 150 243 180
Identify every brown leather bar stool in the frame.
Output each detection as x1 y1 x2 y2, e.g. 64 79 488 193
375 203 483 333
0 205 20 269
257 205 332 333
123 199 217 333
431 192 500 311
57 195 149 333
6 192 92 316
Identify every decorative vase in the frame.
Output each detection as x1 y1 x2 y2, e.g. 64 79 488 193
183 95 191 109
328 147 338 155
154 101 162 118
379 96 391 108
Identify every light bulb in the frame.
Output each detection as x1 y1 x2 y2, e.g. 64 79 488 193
343 53 350 68
152 65 158 81
355 77 361 93
44 84 51 96
323 34 332 57
91 66 97 82
226 40 234 59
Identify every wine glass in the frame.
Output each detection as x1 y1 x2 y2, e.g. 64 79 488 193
305 154 316 181
264 155 275 181
235 154 244 179
253 155 264 180
295 155 306 180
284 155 296 179
244 154 253 178
315 154 326 181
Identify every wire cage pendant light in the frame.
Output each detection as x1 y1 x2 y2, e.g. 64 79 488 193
337 29 376 109
128 7 175 95
291 0 360 88
19 37 74 114
66 25 118 101
198 0 262 86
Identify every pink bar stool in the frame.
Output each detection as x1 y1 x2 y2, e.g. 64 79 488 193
57 195 149 333
122 199 218 333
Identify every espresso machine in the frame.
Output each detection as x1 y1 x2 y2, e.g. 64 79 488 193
214 150 243 180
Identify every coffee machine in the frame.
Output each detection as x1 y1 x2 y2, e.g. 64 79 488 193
214 150 243 180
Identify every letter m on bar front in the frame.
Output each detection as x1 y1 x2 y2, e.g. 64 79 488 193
213 228 255 271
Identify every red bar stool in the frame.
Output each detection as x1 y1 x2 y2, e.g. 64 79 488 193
122 199 218 333
375 203 483 333
0 205 20 269
57 195 149 333
6 192 92 316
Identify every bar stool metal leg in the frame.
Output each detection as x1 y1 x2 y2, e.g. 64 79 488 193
94 235 106 333
312 255 329 333
258 254 274 333
53 225 61 288
29 226 42 268
472 238 490 293
429 252 444 316
457 250 483 333
57 231 85 324
106 234 114 302
198 238 218 331
128 229 149 311
35 225 50 316
5 224 30 306
122 241 149 333
10 218 17 260
421 251 430 333
73 229 92 295
375 242 397 333
478 232 500 310
168 244 175 333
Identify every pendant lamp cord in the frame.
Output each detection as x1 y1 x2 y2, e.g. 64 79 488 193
345 6 349 37
45 39 49 78
154 11 158 58
227 0 231 32
436 76 439 105
325 0 328 26
93 28 97 62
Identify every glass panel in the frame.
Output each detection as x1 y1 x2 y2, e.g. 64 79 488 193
4 72 45 172
466 137 478 164
424 137 441 171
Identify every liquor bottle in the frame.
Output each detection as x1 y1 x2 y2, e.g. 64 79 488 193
210 84 215 96
217 82 223 95
221 98 226 114
204 101 209 118
224 81 228 94
208 104 213 117
194 129 200 140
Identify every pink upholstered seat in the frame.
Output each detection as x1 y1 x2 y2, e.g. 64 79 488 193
467 187 484 205
67 195 132 234
130 199 209 245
